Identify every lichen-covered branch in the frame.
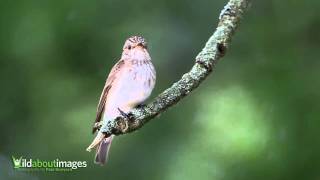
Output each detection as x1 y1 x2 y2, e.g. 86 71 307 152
100 0 251 136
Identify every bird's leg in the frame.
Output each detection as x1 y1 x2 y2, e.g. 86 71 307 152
117 108 130 119
117 108 135 132
136 103 146 109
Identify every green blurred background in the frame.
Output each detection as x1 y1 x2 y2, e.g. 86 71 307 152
1 0 320 179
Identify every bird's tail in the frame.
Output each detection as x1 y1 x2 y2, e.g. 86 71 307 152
86 132 114 165
95 136 113 165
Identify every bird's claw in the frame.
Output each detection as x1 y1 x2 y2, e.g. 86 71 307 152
121 120 129 132
136 103 146 109
117 108 134 120
117 108 133 132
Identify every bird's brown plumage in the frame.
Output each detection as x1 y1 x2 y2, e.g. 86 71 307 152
92 59 125 133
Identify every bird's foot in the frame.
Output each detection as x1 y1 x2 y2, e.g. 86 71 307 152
136 103 146 109
117 108 134 120
117 108 135 132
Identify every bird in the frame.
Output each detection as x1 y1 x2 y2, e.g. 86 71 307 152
86 36 156 165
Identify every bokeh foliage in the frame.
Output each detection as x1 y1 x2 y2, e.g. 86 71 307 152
1 0 319 179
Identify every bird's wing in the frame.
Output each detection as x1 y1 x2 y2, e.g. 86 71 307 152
92 59 125 133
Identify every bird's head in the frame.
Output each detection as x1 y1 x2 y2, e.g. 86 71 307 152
123 36 148 50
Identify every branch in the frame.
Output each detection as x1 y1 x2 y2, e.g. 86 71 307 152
100 0 251 136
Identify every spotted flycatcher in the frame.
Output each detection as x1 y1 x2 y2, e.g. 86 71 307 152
86 36 156 165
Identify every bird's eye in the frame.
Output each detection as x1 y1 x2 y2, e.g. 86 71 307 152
127 45 132 50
